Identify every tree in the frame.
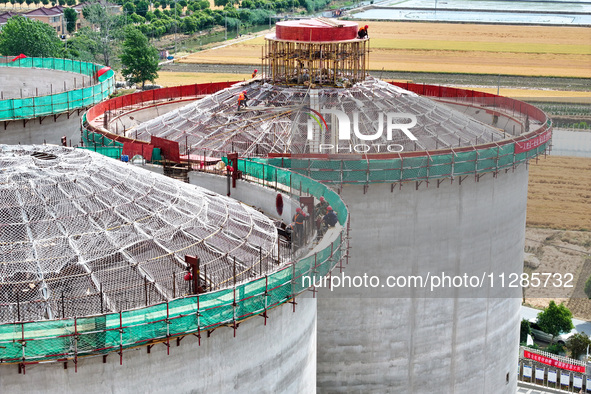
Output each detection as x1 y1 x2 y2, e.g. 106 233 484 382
136 0 149 17
129 13 145 24
82 2 125 66
566 332 591 360
546 343 565 356
584 275 591 298
119 27 159 89
122 1 136 14
0 16 61 57
520 319 531 344
537 301 574 344
64 8 77 33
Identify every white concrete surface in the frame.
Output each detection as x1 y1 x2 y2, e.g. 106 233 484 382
0 112 83 146
0 296 317 394
0 68 93 99
317 165 529 393
189 171 299 225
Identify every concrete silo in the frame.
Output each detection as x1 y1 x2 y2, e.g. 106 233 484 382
0 144 348 392
79 18 551 392
0 57 114 146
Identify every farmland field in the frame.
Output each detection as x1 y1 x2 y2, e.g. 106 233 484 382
178 22 591 77
527 156 591 231
156 72 251 86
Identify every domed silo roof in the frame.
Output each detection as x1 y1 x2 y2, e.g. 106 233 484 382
0 145 278 322
130 77 508 157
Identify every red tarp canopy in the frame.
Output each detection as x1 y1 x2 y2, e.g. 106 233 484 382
97 66 112 78
11 54 26 62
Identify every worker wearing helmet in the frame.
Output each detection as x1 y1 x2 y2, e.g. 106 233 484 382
251 69 258 78
314 195 329 218
293 207 305 247
237 90 248 111
323 206 338 228
357 25 368 39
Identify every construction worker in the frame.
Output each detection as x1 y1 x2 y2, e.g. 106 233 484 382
357 25 368 39
293 207 305 247
314 196 329 217
237 90 248 111
251 69 258 78
323 206 338 228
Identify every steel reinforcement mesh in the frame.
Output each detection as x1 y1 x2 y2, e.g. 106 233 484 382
127 77 507 158
0 58 114 121
0 145 283 324
0 157 348 365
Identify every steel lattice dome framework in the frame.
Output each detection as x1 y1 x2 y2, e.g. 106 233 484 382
0 145 278 322
130 77 509 157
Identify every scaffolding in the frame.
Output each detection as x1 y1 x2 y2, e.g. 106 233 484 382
263 38 369 87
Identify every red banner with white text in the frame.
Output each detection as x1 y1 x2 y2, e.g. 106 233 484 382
524 350 586 373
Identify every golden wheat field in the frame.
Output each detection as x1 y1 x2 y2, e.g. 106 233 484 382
179 22 591 77
155 72 251 86
527 156 591 231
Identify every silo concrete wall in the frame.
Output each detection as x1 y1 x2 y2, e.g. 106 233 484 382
317 165 528 393
0 114 82 146
1 297 316 394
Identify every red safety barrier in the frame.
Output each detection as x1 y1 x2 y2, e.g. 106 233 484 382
122 142 154 161
151 136 180 163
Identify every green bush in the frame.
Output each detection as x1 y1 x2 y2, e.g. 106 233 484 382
585 275 591 299
547 343 565 355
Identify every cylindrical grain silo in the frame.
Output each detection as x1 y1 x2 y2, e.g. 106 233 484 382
0 57 114 146
79 18 551 392
0 144 348 393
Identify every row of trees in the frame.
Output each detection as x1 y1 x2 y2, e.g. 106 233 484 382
115 0 333 38
0 0 337 85
0 15 160 88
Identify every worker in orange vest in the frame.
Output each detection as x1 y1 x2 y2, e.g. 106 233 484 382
237 90 248 111
251 69 258 78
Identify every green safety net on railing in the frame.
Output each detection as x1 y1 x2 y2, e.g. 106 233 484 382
0 159 348 364
78 146 124 160
254 137 549 185
80 129 163 163
0 58 114 121
82 128 124 147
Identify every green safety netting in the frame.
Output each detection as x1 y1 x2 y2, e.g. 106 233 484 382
0 159 348 364
81 129 162 162
0 58 114 121
82 129 123 147
256 139 550 185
